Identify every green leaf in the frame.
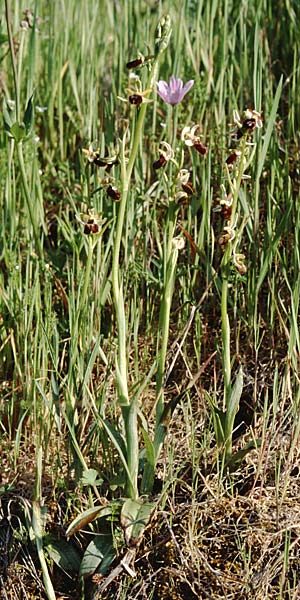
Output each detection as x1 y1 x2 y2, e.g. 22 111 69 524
35 380 61 433
100 279 111 306
121 499 154 546
101 418 127 458
225 366 243 441
100 418 136 494
205 392 226 447
140 426 155 493
213 408 226 447
32 501 56 600
3 99 15 136
3 95 35 142
226 439 262 470
158 394 183 428
63 411 89 471
10 121 26 142
80 533 115 578
66 505 112 539
23 93 34 136
83 333 108 391
109 470 126 491
45 538 81 573
80 468 103 487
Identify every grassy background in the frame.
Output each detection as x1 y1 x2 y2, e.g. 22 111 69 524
1 0 300 598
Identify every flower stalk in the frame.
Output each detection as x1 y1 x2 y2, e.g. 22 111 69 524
141 231 183 494
111 16 172 499
216 110 262 461
156 202 178 419
142 166 190 493
221 135 248 407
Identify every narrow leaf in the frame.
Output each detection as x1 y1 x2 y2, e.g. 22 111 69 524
66 505 112 539
226 439 262 470
3 98 15 136
63 411 88 471
205 392 226 447
140 425 155 493
256 206 292 293
32 502 56 600
100 417 136 493
225 367 243 440
23 93 34 135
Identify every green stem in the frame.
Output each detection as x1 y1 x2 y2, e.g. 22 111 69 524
111 57 161 500
221 137 248 407
111 16 172 497
155 97 179 411
78 237 95 328
142 232 180 494
156 203 178 420
221 248 231 407
112 136 130 404
226 136 248 225
147 105 180 486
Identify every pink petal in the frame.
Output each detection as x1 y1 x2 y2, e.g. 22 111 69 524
157 89 169 102
182 80 194 95
176 78 183 91
156 77 194 105
157 80 169 94
157 81 170 102
168 75 176 93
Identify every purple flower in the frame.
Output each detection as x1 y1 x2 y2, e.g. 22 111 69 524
156 75 194 105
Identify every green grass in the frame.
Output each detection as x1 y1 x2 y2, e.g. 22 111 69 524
1 0 300 598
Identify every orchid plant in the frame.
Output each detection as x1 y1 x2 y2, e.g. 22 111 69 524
67 15 181 576
208 108 264 469
66 16 207 582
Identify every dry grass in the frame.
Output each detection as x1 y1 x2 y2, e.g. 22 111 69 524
2 370 300 599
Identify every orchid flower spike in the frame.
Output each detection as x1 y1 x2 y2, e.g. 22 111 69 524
157 75 194 105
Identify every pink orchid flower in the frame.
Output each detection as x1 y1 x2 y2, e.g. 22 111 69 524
156 75 194 105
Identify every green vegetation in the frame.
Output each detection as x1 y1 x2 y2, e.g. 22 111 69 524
1 0 300 598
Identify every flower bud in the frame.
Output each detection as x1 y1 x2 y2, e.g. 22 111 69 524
129 94 143 105
126 58 143 69
153 155 167 170
182 181 195 195
84 220 100 235
107 185 121 201
225 152 239 165
155 15 172 56
193 141 207 155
